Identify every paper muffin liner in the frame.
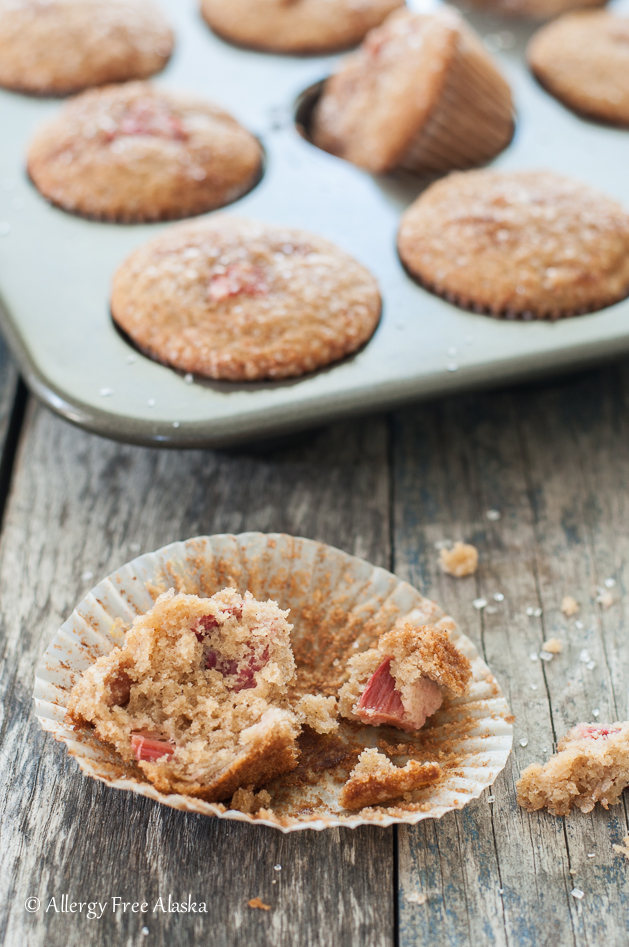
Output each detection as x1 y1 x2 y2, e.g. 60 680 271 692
34 533 513 832
399 26 514 175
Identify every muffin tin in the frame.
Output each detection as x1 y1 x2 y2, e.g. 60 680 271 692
0 0 628 448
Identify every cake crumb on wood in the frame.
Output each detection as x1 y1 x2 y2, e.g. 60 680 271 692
542 637 562 654
339 747 442 810
248 897 270 911
613 836 629 860
517 722 629 815
561 596 579 617
438 541 478 577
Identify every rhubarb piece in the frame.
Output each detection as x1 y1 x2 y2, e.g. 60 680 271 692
339 623 472 732
294 694 339 734
339 748 442 810
66 588 300 801
438 541 478 577
517 722 629 815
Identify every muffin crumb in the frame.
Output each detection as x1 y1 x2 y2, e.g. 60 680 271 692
542 638 562 654
439 541 478 577
517 722 629 815
295 694 338 734
561 596 579 617
230 787 272 814
247 897 270 911
340 748 441 809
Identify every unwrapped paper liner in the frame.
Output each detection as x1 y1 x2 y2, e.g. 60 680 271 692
33 533 513 832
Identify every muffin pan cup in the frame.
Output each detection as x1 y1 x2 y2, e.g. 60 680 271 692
33 533 513 831
1 0 629 447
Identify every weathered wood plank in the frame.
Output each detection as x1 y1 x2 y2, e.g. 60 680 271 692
393 367 629 947
0 404 393 947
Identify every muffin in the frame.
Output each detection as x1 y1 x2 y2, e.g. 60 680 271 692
465 0 605 20
311 8 514 176
528 11 629 127
398 169 629 320
339 748 442 810
338 623 472 731
66 588 301 801
0 0 174 97
27 83 263 223
111 217 382 381
200 0 404 55
517 722 629 815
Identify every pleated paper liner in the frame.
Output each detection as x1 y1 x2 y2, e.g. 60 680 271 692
399 24 515 174
33 533 513 832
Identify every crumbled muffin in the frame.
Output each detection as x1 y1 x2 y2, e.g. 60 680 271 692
295 694 339 734
66 588 300 802
517 722 629 815
339 747 442 809
439 541 478 577
338 623 472 731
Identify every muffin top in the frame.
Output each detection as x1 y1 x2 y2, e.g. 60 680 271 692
528 11 629 127
200 0 404 55
111 217 382 381
311 8 510 174
27 82 263 222
0 0 173 96
398 169 629 319
464 0 605 22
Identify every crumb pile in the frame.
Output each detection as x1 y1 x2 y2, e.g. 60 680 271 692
439 541 478 577
0 0 174 96
28 83 263 223
67 589 300 802
339 623 472 731
339 748 442 810
311 8 513 175
517 722 629 815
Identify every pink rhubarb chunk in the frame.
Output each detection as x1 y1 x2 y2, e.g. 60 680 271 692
112 100 187 141
572 724 622 741
356 658 443 732
208 263 269 301
131 732 175 762
356 658 407 728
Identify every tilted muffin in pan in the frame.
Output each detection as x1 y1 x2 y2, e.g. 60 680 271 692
311 7 514 176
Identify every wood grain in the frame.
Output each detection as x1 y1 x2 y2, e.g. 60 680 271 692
392 366 629 947
0 404 394 947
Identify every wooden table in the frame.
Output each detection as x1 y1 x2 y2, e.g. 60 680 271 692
1 331 628 947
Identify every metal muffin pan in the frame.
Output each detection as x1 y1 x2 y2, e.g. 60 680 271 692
1 0 629 448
